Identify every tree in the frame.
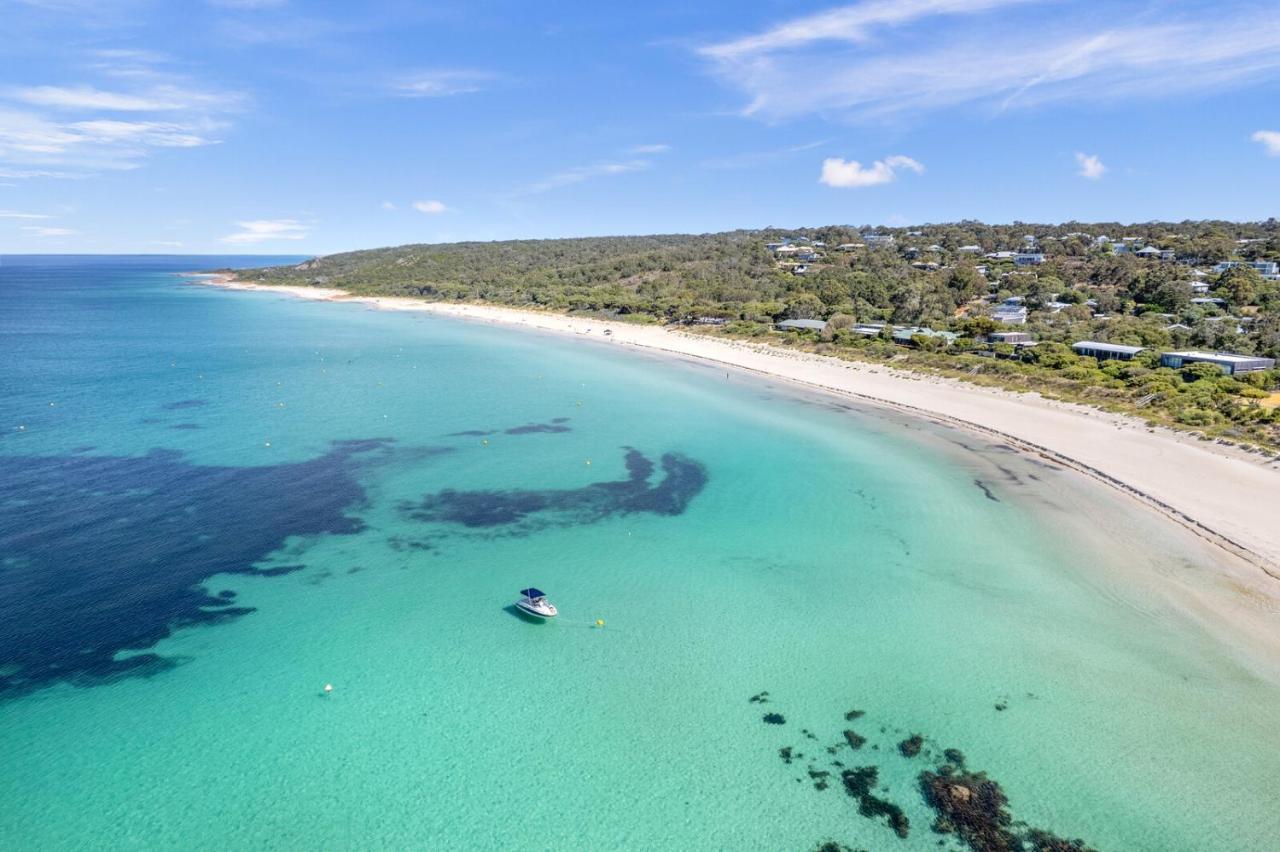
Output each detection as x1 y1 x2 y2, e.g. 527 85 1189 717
1217 265 1262 307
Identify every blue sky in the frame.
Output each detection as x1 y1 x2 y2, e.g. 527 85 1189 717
2 0 1279 254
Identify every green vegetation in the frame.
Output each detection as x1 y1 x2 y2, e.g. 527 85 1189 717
226 220 1280 451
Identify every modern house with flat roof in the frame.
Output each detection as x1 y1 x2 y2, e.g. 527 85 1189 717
991 306 1028 325
775 318 827 332
1073 341 1145 361
1159 351 1276 375
1014 252 1045 266
1212 260 1279 277
988 331 1034 344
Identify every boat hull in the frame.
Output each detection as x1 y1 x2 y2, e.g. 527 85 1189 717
515 601 557 619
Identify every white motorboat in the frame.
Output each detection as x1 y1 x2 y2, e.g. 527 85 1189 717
515 587 557 619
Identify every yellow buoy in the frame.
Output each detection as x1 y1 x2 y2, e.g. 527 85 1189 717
595 619 605 628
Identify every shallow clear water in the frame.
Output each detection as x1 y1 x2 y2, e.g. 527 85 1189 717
2 257 1278 850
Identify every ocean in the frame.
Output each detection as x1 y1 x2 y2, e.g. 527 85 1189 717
2 256 1278 850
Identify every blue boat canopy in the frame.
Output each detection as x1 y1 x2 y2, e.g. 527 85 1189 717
519 588 546 599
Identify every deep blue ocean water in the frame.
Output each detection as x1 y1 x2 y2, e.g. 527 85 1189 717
2 256 1278 850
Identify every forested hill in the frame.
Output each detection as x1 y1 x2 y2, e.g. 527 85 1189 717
227 220 1280 326
228 231 778 313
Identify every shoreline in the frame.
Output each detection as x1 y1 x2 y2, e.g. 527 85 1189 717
196 274 1280 580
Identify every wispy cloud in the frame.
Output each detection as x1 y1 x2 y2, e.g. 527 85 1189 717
392 70 495 98
22 225 76 237
412 199 448 214
1075 151 1106 179
628 143 671 154
381 200 396 210
220 219 309 244
0 209 53 219
1 63 244 177
517 160 649 196
1252 129 1280 156
819 154 923 188
700 0 1031 60
701 139 828 169
698 3 1280 121
12 84 239 111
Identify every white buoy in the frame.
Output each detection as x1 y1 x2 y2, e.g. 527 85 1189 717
323 683 333 694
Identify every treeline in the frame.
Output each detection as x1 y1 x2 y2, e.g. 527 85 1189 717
228 220 1280 359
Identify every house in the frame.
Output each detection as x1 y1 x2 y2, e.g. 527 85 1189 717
795 250 818 262
986 251 1017 260
1190 282 1210 294
991 306 1028 325
774 245 800 256
692 316 728 326
893 327 958 345
1213 260 1280 278
1159 250 1176 261
957 245 983 254
850 323 888 336
776 318 826 332
792 264 809 275
1159 351 1276 375
1073 341 1145 361
1014 252 1045 266
812 241 826 248
1164 323 1192 332
863 233 895 247
988 331 1034 345
835 242 861 251
1135 246 1163 258
1191 297 1227 307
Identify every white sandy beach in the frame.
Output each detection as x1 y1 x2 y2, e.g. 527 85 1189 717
201 275 1280 581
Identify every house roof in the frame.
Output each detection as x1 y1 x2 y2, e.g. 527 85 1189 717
1072 341 1145 355
777 318 827 331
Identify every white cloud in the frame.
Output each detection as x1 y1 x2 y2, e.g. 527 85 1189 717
392 70 494 98
519 160 649 195
0 209 52 219
150 240 184 247
412 200 448 214
629 144 671 154
819 154 923 188
381 200 396 210
220 219 309 244
22 225 76 237
1075 151 1106 179
698 5 1280 121
1252 130 1280 156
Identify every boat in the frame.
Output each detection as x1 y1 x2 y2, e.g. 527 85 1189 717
515 587 557 619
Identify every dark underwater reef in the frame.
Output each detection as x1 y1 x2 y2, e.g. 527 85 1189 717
757 695 1096 851
0 439 397 697
401 447 708 533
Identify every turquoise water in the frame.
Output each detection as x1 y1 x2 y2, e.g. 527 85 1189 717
2 258 1279 850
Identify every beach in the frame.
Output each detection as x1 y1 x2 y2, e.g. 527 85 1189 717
202 274 1280 580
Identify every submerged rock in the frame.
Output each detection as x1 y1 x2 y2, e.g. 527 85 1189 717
843 729 866 749
920 768 1017 850
841 767 910 839
844 709 865 721
763 712 786 725
898 734 924 758
749 691 770 703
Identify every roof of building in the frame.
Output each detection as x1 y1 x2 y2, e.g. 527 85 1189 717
1072 341 1145 355
776 318 827 331
1162 351 1274 364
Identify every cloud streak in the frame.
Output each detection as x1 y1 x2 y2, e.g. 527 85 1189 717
220 219 309 244
412 199 448 214
516 160 649 196
392 70 495 98
820 154 923 188
698 3 1280 121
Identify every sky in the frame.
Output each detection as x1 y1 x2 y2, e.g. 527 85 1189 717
1 0 1279 254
